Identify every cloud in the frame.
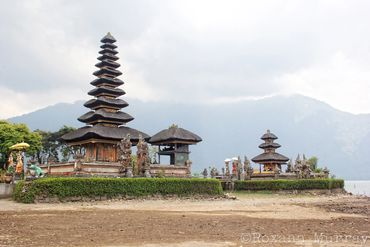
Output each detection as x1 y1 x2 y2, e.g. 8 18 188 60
1 0 370 119
277 51 370 114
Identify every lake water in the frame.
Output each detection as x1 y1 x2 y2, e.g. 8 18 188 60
344 180 370 197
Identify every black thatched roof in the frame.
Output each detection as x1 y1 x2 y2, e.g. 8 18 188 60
78 109 134 125
100 43 117 49
261 130 278 140
252 152 289 164
93 67 122 77
149 125 202 145
84 97 129 109
98 53 119 61
88 86 125 97
258 142 281 149
62 125 150 143
98 48 118 55
90 77 124 87
95 59 120 69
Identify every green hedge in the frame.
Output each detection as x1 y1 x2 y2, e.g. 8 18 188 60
13 177 223 203
234 179 344 191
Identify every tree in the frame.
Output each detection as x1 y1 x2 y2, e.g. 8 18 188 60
35 125 76 163
0 121 42 166
307 156 318 171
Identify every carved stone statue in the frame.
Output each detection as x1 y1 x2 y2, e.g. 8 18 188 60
7 153 14 168
274 165 281 179
74 152 84 171
7 152 15 174
286 160 293 173
323 166 330 178
246 166 254 179
118 134 132 174
185 160 192 176
293 154 312 179
236 156 243 180
210 167 218 178
202 168 208 178
293 154 302 178
301 158 312 179
224 159 231 178
244 156 253 180
136 134 150 176
15 152 23 175
6 152 15 183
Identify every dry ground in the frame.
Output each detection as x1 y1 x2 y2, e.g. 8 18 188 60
0 193 369 247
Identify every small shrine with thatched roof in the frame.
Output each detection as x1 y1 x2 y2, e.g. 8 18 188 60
252 130 289 173
149 124 202 165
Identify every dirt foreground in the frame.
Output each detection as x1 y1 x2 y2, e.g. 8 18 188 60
0 193 369 247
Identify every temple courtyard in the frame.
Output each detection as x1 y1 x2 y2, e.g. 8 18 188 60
0 194 369 247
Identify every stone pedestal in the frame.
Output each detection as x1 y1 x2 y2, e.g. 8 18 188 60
126 167 133 178
144 168 151 178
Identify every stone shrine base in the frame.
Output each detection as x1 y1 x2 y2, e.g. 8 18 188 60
40 162 190 177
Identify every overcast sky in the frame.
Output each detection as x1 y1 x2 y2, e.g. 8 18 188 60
1 0 370 119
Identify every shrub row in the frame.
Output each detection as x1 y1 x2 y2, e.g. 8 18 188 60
234 179 344 191
13 177 223 203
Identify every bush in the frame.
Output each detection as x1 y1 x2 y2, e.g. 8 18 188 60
13 177 223 203
234 179 344 191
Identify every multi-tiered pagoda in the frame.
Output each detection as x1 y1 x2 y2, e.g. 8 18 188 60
62 33 149 163
252 130 289 172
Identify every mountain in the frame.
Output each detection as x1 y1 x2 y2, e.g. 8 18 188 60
8 94 370 180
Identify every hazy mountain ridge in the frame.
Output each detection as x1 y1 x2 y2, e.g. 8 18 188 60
8 95 370 179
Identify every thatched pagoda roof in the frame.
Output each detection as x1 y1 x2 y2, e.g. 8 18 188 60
252 129 289 164
88 86 125 97
251 152 289 164
84 97 129 109
261 129 278 140
62 125 150 144
78 109 134 125
149 125 202 145
90 77 124 87
95 59 120 69
258 142 281 149
100 43 117 49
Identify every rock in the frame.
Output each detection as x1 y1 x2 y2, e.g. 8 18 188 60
69 196 81 202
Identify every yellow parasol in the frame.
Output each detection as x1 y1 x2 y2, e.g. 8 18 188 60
10 142 30 151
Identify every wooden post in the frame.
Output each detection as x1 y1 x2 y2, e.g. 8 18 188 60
94 144 98 161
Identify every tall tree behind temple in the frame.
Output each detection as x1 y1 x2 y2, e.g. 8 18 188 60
35 126 76 163
0 121 42 166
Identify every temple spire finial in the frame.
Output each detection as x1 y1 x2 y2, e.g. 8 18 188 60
101 32 116 43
